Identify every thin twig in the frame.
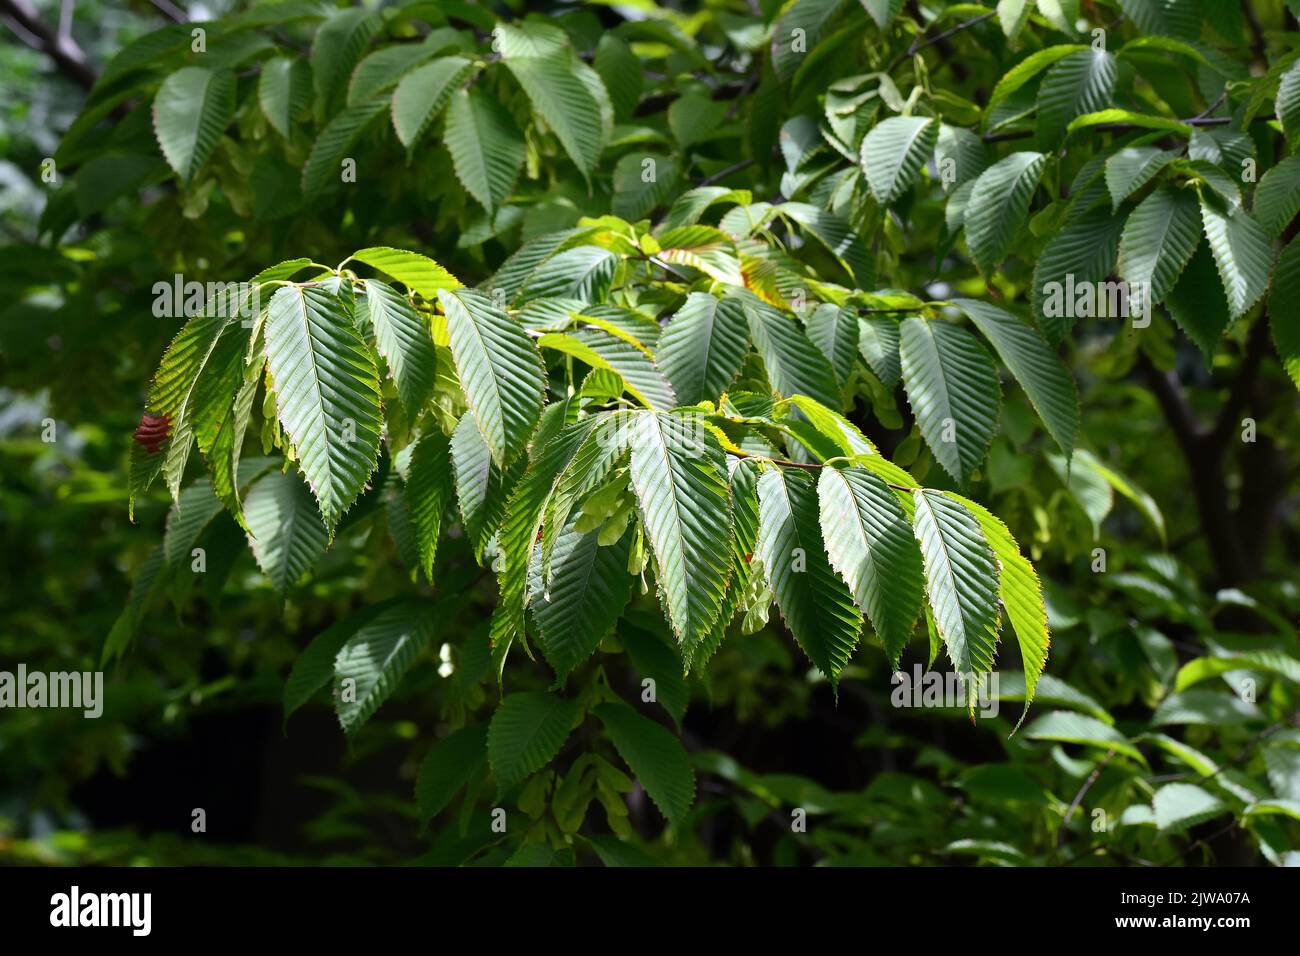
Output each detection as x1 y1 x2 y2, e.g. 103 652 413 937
696 158 756 188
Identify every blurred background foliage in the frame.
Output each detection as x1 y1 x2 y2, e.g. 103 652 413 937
2 0 1299 867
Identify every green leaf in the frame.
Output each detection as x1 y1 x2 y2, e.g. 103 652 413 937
627 412 733 653
1276 61 1300 147
1032 208 1124 342
364 279 437 414
348 44 436 106
898 316 1000 485
1104 145 1180 209
390 56 474 151
300 99 386 195
1036 49 1116 151
437 287 546 467
530 521 634 683
153 67 235 182
859 116 938 207
655 293 749 405
1268 236 1300 392
258 57 311 138
503 53 611 179
244 468 329 593
1117 0 1200 39
1254 154 1300 237
1174 650 1300 692
1165 240 1232 357
771 0 850 80
911 490 1001 678
444 88 525 216
1153 783 1228 832
1067 109 1192 137
737 292 840 408
334 602 438 736
405 430 454 581
1200 193 1274 320
144 306 240 502
490 415 599 674
778 203 875 287
264 285 382 531
861 0 902 29
349 246 461 299
952 298 1079 458
488 691 581 792
757 467 862 685
310 6 380 114
594 702 695 827
593 35 643 121
539 329 677 410
965 151 1046 273
818 465 923 667
935 124 988 194
518 246 620 303
416 724 487 821
450 412 518 561
805 303 859 388
986 45 1087 116
857 314 902 386
945 493 1049 728
1117 186 1202 304
283 602 391 723
1023 710 1146 764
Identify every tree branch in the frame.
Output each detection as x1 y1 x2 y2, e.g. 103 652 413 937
1 0 95 89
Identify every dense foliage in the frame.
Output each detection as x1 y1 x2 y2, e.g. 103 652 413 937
3 0 1300 867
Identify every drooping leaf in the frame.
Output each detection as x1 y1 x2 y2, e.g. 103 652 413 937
437 287 546 467
1032 208 1124 342
416 724 488 821
952 298 1078 458
450 412 518 561
405 429 454 580
300 99 386 195
334 601 438 736
488 691 581 792
1268 235 1300 392
244 468 329 593
264 285 382 531
391 56 474 150
1254 154 1300 237
1200 193 1275 320
258 57 311 138
153 66 235 182
310 6 380 113
859 116 938 206
444 88 525 216
898 317 1001 485
1117 186 1202 305
757 467 862 686
910 489 1001 678
594 702 695 827
818 465 924 667
737 292 840 408
627 412 733 653
655 293 749 405
502 53 612 179
945 492 1048 728
1035 49 1116 150
364 279 437 414
964 151 1046 273
530 521 634 683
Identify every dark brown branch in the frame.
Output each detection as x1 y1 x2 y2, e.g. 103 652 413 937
1 0 95 88
1139 354 1246 585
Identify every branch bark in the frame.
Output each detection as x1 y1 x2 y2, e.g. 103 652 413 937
1 0 96 89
